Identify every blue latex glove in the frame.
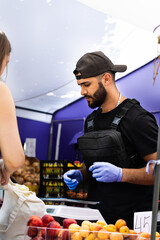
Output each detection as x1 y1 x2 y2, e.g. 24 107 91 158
63 170 83 190
89 162 122 183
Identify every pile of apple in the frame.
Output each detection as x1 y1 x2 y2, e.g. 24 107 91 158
27 215 77 240
27 215 159 240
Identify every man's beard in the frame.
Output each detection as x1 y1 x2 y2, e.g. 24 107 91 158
85 82 107 109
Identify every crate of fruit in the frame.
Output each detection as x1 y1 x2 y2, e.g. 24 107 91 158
24 215 158 240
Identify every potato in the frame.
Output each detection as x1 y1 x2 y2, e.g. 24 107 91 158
15 176 24 184
24 181 32 186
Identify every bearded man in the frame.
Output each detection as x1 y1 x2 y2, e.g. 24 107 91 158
63 51 158 228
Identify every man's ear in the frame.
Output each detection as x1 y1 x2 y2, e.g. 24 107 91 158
102 73 112 86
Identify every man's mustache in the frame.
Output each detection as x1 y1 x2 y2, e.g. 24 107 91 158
84 95 92 98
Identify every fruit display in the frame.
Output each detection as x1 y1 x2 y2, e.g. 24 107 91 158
11 156 40 195
39 160 87 201
39 161 64 198
66 190 87 200
25 216 159 240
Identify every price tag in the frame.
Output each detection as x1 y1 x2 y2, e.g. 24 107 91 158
24 138 36 157
134 211 152 233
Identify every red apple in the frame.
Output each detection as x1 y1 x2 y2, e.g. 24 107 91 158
27 226 38 238
27 216 43 227
41 227 46 239
63 218 77 229
36 227 46 239
58 229 71 240
42 214 55 227
46 221 61 239
27 216 43 237
31 237 44 240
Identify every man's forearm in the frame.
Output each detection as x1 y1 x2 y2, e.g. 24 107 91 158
121 164 154 185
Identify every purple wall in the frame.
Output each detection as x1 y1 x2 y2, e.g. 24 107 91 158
116 59 160 116
50 98 91 161
17 117 50 160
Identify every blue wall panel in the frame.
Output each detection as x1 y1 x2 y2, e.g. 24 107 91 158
51 119 84 162
17 117 50 160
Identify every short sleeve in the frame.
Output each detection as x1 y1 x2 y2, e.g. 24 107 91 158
130 110 158 157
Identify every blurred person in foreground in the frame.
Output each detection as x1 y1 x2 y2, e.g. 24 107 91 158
0 30 25 186
63 51 158 228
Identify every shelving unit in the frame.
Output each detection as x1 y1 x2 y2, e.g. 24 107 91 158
38 160 87 201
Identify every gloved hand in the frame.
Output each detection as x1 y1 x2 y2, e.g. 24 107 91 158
63 170 83 190
89 162 122 183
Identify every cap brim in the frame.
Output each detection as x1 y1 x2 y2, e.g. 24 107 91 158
112 65 127 72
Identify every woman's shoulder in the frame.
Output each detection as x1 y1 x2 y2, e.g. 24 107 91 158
0 81 13 97
0 82 14 106
0 81 11 91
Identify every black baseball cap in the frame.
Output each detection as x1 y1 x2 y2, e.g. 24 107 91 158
73 51 127 80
